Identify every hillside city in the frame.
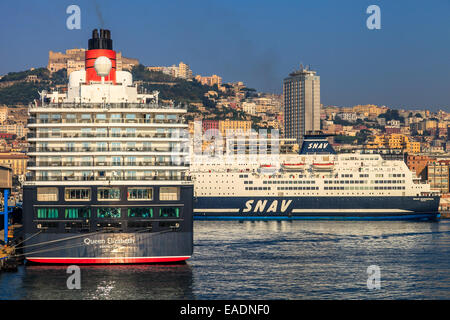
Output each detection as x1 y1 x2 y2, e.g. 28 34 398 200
0 48 450 209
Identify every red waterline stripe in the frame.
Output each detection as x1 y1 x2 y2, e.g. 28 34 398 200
27 256 190 264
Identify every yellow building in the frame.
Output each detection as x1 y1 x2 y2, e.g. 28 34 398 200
352 104 387 117
219 120 252 136
365 134 420 154
407 141 421 154
195 74 222 87
424 120 438 130
0 105 8 122
0 153 28 175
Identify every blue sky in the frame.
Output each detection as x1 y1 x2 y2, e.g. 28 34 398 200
1 0 450 110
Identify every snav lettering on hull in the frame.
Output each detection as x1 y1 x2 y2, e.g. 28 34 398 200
242 200 293 214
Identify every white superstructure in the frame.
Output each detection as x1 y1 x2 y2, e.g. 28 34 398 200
25 63 190 187
191 150 432 198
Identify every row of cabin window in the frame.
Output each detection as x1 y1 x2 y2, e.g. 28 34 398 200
277 187 319 191
262 180 315 185
324 180 405 184
36 207 180 219
37 187 179 202
324 186 406 190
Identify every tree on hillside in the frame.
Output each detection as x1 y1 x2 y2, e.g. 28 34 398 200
378 109 404 123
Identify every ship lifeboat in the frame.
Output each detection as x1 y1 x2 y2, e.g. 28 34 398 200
282 163 306 171
312 162 334 171
258 164 278 175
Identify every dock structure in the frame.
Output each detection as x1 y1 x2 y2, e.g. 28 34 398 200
0 165 15 271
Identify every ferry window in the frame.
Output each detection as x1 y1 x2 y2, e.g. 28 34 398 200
81 114 91 120
65 208 91 219
128 188 153 200
97 208 121 218
98 188 121 201
159 207 180 218
96 114 106 120
36 208 58 219
37 187 58 201
128 208 153 218
65 188 91 201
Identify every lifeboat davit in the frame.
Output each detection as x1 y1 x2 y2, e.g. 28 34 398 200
312 162 334 171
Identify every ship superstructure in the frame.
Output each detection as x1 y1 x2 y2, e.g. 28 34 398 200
22 29 193 264
191 135 439 220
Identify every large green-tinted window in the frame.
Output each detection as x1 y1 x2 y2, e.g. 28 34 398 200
65 208 91 219
37 208 59 219
159 207 180 218
97 207 121 218
128 208 153 218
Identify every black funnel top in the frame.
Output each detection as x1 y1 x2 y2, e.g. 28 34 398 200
88 29 113 50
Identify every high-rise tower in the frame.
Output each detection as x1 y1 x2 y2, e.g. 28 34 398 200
283 65 320 144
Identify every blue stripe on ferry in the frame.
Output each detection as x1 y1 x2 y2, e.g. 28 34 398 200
193 214 437 221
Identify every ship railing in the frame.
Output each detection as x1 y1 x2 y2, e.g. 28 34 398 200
25 175 191 182
27 147 187 153
27 161 189 167
30 102 186 110
28 118 185 125
27 133 185 139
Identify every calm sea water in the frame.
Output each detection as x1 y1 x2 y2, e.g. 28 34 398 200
1 220 449 300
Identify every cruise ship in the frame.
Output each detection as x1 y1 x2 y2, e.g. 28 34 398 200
191 135 439 220
22 29 193 264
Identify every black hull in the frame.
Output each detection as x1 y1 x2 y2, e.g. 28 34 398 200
22 184 193 264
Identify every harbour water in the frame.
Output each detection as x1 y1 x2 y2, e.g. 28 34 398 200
1 220 449 300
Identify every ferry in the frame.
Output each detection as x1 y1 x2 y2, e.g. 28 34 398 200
190 135 439 220
22 29 193 264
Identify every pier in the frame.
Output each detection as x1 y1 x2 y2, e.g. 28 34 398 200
0 165 19 272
